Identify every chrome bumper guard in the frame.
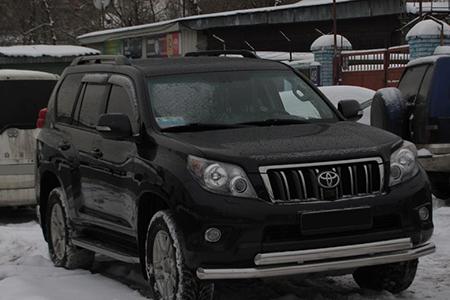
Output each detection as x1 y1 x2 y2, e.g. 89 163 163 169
197 238 435 280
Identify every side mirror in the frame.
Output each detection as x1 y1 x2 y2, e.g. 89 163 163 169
96 113 133 140
338 100 363 121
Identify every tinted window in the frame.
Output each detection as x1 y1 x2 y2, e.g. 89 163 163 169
106 85 135 121
0 80 57 132
56 74 83 123
398 65 428 101
77 84 107 129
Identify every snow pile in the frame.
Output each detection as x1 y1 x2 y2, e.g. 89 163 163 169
406 20 450 39
0 45 100 58
0 221 147 300
310 35 352 51
434 45 450 55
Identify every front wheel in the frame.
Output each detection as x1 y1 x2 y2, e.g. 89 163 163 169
145 211 214 300
353 259 418 293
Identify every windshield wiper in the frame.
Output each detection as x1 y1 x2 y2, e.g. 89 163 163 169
161 123 247 132
237 118 310 126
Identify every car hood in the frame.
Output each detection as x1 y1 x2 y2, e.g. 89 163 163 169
163 122 401 172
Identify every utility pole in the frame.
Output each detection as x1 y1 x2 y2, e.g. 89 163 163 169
332 0 338 85
419 0 423 17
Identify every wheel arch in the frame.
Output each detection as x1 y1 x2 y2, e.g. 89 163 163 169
137 191 171 279
39 170 63 240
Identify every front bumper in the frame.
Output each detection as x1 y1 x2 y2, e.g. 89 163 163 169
197 238 435 280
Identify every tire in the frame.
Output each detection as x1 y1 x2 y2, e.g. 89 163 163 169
46 187 94 269
429 173 450 200
145 210 214 300
370 88 408 138
353 259 418 294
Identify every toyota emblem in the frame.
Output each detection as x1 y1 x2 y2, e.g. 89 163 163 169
317 171 340 189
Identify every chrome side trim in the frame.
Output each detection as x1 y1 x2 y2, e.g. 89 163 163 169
197 242 435 280
259 157 383 173
72 238 140 264
254 238 412 266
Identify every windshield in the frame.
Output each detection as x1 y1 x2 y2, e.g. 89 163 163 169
148 70 337 130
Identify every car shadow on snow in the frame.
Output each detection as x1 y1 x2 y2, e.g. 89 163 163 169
0 206 37 225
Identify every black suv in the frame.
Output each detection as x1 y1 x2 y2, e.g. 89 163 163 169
36 53 435 300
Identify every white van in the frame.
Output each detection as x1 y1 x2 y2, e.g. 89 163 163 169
0 69 58 207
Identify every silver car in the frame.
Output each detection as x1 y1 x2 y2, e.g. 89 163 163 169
0 69 58 207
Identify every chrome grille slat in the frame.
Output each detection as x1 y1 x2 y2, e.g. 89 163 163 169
297 170 308 199
260 157 384 203
279 171 291 201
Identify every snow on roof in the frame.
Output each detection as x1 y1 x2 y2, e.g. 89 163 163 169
406 19 450 39
0 69 59 81
434 45 450 55
310 34 352 51
406 54 449 68
78 0 355 40
407 2 450 14
0 45 100 58
256 51 314 62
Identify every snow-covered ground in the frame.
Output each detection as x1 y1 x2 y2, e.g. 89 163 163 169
0 201 449 300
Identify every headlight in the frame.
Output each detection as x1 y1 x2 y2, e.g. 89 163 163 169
389 141 419 186
187 155 257 198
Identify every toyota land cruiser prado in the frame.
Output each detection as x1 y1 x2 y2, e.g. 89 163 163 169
36 53 435 300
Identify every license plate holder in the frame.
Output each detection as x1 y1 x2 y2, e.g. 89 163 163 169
300 206 373 235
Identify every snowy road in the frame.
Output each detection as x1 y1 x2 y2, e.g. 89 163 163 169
0 201 449 300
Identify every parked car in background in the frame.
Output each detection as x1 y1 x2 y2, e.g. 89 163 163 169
0 69 59 207
371 55 450 199
319 85 375 125
37 53 434 300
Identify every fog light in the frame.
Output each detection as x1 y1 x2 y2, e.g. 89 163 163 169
419 207 430 221
205 228 221 243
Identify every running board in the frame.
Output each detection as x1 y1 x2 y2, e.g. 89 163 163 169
72 238 140 264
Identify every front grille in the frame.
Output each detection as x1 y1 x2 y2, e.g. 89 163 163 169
260 158 384 203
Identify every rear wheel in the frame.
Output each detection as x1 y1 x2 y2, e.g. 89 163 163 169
145 210 214 300
353 259 418 293
46 188 94 269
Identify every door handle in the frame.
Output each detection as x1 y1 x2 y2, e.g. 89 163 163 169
58 141 71 151
90 148 103 159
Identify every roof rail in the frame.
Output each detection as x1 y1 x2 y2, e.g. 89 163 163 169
185 50 259 59
71 55 132 66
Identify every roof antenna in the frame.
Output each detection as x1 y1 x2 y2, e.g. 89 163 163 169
279 30 293 61
244 40 256 54
212 34 226 51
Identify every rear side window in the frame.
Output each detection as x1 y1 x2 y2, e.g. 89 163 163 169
77 84 107 129
56 74 83 123
106 85 135 121
398 65 428 101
